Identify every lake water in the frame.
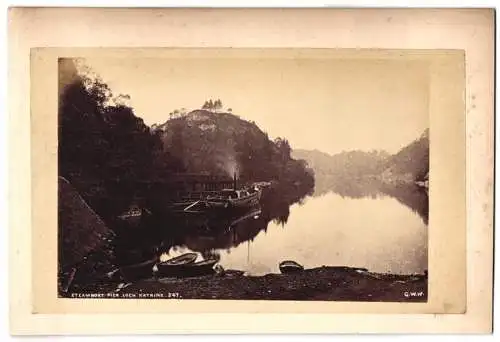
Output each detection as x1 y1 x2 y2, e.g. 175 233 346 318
161 189 428 276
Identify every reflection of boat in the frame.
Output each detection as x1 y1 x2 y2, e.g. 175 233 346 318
182 207 264 251
229 208 262 227
279 260 304 274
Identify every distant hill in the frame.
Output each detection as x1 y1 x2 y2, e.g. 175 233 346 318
293 149 390 179
381 129 429 184
292 129 429 188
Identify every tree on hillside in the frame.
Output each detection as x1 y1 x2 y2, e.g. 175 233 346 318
169 108 189 119
274 138 292 163
214 99 223 112
114 94 131 106
172 109 180 118
201 99 226 113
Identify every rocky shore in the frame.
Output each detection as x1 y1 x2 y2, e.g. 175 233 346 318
66 266 427 302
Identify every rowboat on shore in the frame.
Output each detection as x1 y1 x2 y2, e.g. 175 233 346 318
156 253 219 277
279 260 304 274
181 258 219 277
159 252 198 266
156 252 198 275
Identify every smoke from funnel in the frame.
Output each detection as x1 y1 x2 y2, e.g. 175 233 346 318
215 149 240 179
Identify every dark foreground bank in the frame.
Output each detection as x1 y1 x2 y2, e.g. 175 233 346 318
66 266 427 302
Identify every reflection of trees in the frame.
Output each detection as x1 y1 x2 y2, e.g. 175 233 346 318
379 184 429 225
314 175 381 199
313 175 429 224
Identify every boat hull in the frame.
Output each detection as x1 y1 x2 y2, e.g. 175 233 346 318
157 259 218 278
279 260 304 274
170 187 262 214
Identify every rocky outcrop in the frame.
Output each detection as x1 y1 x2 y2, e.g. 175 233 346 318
58 176 115 270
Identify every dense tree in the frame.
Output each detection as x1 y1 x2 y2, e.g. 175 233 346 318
58 59 175 221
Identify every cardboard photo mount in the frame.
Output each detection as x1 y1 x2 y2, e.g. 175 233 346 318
8 7 494 335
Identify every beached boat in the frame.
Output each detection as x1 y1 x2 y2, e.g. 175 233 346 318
279 260 304 274
181 258 219 277
160 252 198 266
156 253 219 277
156 252 198 275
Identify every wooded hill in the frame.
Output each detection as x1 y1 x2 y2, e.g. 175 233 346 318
152 109 315 193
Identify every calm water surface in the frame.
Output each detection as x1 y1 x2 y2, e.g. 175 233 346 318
162 190 428 276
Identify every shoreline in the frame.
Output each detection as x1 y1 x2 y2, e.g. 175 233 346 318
64 266 427 302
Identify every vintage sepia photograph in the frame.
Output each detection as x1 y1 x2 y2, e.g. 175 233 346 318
9 6 494 335
57 52 429 302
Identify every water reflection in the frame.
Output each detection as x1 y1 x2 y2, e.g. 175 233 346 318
313 175 429 224
113 176 428 276
217 192 427 275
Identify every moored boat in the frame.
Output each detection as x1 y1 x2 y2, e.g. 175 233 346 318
170 186 262 214
205 187 262 209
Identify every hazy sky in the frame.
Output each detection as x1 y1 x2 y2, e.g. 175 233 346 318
82 56 429 155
